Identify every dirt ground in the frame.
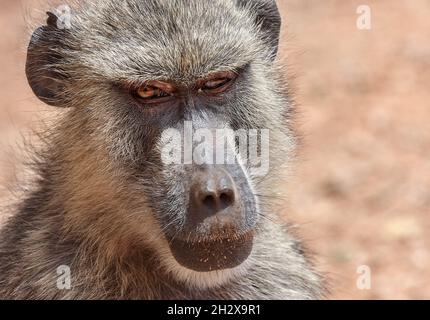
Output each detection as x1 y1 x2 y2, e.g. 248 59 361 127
0 0 429 299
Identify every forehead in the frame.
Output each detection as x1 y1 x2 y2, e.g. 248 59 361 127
74 0 259 83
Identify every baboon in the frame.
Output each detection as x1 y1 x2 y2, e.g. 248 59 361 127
0 0 325 299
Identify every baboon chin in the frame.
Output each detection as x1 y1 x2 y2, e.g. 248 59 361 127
0 0 325 299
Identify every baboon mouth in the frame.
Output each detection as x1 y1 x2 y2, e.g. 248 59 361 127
167 232 254 272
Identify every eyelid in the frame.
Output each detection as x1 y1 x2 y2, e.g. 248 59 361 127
143 80 175 94
198 70 238 91
204 78 231 88
136 86 165 98
127 82 175 106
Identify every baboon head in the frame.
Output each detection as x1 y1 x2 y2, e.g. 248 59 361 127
26 0 292 287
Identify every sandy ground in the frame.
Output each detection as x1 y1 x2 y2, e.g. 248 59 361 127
0 0 429 299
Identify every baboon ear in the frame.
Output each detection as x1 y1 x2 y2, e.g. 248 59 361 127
236 0 281 59
26 12 69 107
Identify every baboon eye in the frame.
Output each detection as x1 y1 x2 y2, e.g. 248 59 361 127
203 78 231 90
133 81 174 104
201 72 237 94
136 86 169 99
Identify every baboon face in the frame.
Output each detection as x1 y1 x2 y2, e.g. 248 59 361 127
26 0 285 278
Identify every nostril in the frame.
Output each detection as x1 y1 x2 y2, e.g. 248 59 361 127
219 191 234 210
203 194 217 211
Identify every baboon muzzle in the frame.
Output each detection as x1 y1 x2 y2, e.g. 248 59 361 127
168 164 257 272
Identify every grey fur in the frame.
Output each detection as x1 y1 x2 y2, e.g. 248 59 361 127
0 0 325 299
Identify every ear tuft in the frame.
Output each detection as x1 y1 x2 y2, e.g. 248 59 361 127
46 11 58 28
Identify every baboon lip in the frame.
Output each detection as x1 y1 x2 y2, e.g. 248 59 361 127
167 232 253 272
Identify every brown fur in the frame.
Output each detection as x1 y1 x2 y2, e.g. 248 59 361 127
0 0 325 299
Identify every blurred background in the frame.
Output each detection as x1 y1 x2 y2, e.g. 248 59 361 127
0 0 429 299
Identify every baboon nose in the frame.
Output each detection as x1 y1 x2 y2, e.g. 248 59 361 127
189 167 237 222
